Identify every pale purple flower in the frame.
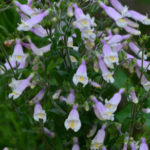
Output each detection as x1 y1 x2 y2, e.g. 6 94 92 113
27 0 32 6
122 143 127 150
130 143 136 150
28 39 51 56
73 4 96 30
52 89 62 99
17 9 49 31
112 42 126 52
124 26 141 35
67 37 79 51
125 18 139 28
97 54 114 83
102 146 107 150
89 80 101 89
107 34 130 45
9 74 33 99
14 1 36 16
102 40 119 69
72 137 80 150
60 89 75 105
29 88 45 105
73 59 88 87
128 10 150 25
87 124 97 138
12 39 28 63
139 138 149 150
135 66 150 91
67 6 74 17
117 124 123 135
99 2 127 28
110 0 131 17
91 124 106 150
130 90 138 104
30 25 48 37
136 59 150 71
142 108 150 113
129 41 147 59
33 102 46 123
43 127 55 138
105 88 124 112
92 96 114 121
64 104 81 132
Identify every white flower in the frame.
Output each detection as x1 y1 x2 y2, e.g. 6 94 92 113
73 59 88 87
64 105 81 132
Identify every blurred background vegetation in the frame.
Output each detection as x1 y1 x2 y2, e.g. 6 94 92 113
0 0 150 150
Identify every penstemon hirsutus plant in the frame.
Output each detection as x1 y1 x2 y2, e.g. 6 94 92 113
0 0 150 149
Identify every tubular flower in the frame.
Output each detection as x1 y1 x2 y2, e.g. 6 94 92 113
12 39 28 63
105 88 124 113
91 124 106 150
99 2 127 28
9 74 33 99
73 59 88 87
110 0 131 17
87 124 97 138
124 26 141 35
136 66 150 91
67 37 79 51
28 39 51 56
97 54 114 83
72 137 80 150
29 88 45 105
128 10 150 25
43 127 55 138
52 89 62 99
102 40 119 69
17 9 49 31
64 104 81 132
92 96 114 121
129 41 147 59
139 138 149 150
60 89 75 105
33 102 46 123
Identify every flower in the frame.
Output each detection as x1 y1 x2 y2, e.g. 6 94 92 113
123 143 127 150
87 124 97 138
105 88 124 112
102 40 119 69
139 138 148 150
129 42 147 59
102 146 107 150
97 54 114 83
72 137 80 150
33 102 46 123
130 142 136 150
124 26 141 35
28 39 51 56
9 74 33 99
89 80 101 89
142 108 150 113
91 124 106 150
125 18 139 28
107 34 130 46
12 39 28 63
92 96 114 121
128 10 150 25
128 90 138 104
110 0 131 17
136 66 150 91
99 2 127 28
29 88 45 105
60 89 75 105
52 89 62 99
64 104 81 132
73 59 88 87
67 6 74 17
67 37 79 51
30 24 48 37
43 127 55 138
17 9 49 31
